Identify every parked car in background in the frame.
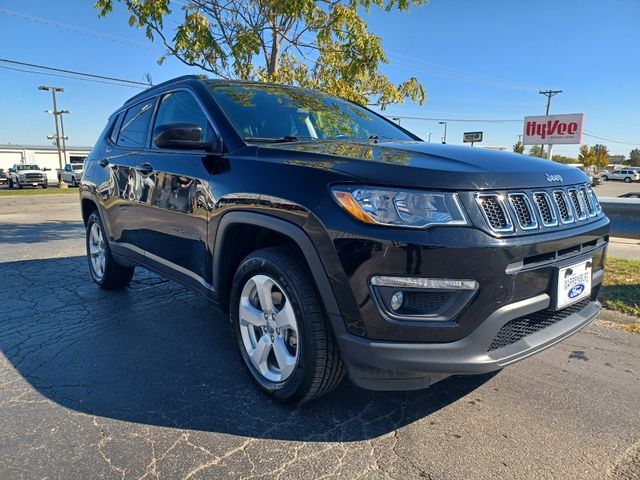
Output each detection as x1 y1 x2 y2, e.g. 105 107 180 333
9 164 48 189
618 192 640 198
59 163 83 187
0 169 6 185
601 169 640 183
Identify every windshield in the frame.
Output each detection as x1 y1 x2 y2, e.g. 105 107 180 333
17 164 40 171
72 164 83 170
208 83 415 143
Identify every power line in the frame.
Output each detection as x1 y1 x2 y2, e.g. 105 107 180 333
0 58 151 87
0 64 147 89
583 131 640 146
0 8 162 52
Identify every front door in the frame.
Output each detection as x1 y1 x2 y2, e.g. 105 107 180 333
133 90 218 286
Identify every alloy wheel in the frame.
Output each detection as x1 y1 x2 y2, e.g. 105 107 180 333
88 222 106 280
238 274 299 383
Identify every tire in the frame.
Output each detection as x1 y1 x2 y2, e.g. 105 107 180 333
17 181 23 189
230 247 345 404
601 175 608 181
624 177 631 183
8 179 13 189
71 177 77 187
85 211 134 290
42 183 48 189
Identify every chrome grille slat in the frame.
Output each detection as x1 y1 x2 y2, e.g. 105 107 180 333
553 190 574 223
580 187 596 217
508 193 538 230
532 191 558 227
568 188 587 220
476 194 513 233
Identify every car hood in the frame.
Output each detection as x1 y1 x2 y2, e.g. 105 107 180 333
263 140 588 190
16 169 44 174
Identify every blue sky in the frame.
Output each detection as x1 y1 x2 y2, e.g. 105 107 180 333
0 0 638 156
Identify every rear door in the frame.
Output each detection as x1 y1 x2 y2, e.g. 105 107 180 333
133 89 218 285
100 98 155 249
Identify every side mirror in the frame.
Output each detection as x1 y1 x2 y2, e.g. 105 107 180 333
153 123 220 153
43 168 51 171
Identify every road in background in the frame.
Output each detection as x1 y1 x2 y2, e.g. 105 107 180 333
0 194 638 479
594 179 640 198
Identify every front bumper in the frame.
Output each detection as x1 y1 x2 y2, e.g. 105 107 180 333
335 280 602 391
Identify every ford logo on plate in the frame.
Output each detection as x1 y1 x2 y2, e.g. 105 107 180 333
568 284 585 299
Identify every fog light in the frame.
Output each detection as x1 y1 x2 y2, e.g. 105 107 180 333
390 291 404 311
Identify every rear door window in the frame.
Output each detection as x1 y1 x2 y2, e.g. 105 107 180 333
117 99 155 148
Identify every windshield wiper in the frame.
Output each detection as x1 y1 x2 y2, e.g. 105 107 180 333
244 135 312 143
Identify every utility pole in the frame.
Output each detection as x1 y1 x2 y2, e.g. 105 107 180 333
39 85 67 188
539 89 562 159
439 121 447 144
427 132 432 143
58 109 69 162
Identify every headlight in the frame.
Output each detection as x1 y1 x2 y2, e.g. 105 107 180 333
331 186 468 228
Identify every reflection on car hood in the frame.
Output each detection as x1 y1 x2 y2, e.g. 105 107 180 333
263 140 589 190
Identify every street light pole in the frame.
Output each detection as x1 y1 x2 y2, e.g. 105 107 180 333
439 121 447 144
39 85 67 188
58 110 69 163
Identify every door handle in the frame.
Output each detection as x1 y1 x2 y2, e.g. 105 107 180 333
135 162 153 174
98 158 109 167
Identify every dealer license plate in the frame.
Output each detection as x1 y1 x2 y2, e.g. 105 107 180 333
32 183 38 186
556 259 592 309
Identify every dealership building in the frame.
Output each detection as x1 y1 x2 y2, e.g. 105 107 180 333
0 144 92 183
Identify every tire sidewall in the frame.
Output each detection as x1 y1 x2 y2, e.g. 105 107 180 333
231 255 317 402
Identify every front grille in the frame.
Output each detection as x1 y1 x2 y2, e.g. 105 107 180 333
25 173 43 180
533 192 557 226
508 194 537 229
488 299 590 351
476 194 512 232
475 182 602 235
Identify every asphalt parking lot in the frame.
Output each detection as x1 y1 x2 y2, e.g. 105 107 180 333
0 194 639 479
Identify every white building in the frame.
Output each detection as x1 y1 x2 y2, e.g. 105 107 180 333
0 144 92 183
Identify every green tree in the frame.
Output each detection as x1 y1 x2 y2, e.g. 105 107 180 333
578 144 595 166
528 145 547 159
591 144 609 168
95 0 427 108
629 149 640 166
513 141 524 153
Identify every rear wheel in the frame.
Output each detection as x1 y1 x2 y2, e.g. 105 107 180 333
230 247 345 404
624 177 631 183
602 175 608 181
86 212 134 289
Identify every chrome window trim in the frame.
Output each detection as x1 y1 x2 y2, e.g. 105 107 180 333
507 193 538 230
475 193 514 233
532 191 559 227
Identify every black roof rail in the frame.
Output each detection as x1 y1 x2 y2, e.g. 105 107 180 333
122 74 207 106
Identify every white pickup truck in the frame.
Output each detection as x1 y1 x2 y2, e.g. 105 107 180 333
59 163 83 187
9 164 48 189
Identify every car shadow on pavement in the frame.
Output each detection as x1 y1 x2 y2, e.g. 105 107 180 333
0 255 496 442
0 220 85 243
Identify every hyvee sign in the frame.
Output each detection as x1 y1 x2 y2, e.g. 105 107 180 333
523 113 584 145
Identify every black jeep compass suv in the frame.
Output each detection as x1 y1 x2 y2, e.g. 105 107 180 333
80 75 608 403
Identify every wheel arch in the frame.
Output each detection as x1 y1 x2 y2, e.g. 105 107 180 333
213 212 341 320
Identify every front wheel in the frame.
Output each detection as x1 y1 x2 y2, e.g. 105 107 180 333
624 177 631 183
8 179 13 189
86 212 134 289
230 247 345 404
